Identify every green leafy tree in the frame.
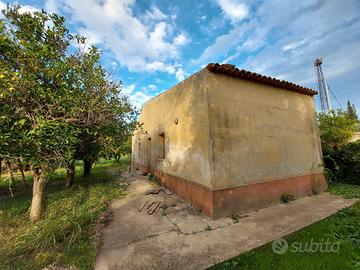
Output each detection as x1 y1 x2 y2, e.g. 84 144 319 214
318 110 358 154
346 100 358 121
0 57 30 194
0 6 137 220
0 7 84 221
69 47 137 180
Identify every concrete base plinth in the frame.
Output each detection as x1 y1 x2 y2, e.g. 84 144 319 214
135 163 327 219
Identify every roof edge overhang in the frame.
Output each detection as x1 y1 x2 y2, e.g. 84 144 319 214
206 63 318 96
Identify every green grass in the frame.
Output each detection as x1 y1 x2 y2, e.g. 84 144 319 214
0 159 129 270
210 182 360 270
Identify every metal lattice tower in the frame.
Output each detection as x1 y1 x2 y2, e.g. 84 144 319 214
314 57 332 113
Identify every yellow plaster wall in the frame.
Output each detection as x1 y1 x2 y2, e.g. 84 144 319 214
132 70 214 188
206 70 323 189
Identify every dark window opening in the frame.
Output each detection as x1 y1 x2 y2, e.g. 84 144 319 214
158 133 165 159
138 143 141 159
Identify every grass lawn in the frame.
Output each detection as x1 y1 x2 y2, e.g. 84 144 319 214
210 182 360 270
0 159 129 270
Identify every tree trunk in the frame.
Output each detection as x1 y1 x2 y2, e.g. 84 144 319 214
17 157 27 187
29 164 47 222
5 160 15 197
65 161 75 188
83 158 93 177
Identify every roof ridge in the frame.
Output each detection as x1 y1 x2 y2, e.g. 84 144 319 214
206 63 317 96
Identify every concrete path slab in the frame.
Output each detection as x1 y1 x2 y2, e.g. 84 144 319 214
95 172 358 270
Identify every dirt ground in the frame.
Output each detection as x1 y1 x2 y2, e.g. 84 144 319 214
95 171 357 270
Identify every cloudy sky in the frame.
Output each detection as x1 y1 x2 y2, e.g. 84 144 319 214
1 0 359 110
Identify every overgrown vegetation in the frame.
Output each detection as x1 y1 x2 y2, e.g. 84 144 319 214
346 100 359 126
318 109 359 184
210 183 360 270
318 110 358 152
327 141 360 185
0 161 127 270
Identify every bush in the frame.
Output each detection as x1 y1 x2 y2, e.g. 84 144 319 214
336 141 360 185
322 153 339 183
323 141 360 185
318 110 357 152
318 110 359 185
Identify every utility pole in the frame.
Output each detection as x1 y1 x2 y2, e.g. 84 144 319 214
314 57 332 113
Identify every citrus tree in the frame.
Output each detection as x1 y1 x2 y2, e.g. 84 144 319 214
66 47 137 183
0 6 137 221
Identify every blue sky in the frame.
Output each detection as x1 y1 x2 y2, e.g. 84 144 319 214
1 0 360 110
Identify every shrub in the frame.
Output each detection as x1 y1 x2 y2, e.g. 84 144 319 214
335 141 360 185
318 110 359 185
323 141 360 185
322 152 340 183
318 110 357 152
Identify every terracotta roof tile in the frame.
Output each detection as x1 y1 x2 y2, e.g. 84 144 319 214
206 63 317 96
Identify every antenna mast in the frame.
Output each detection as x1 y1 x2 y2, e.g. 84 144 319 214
314 57 332 113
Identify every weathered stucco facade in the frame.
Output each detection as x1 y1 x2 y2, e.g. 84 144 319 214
132 63 327 219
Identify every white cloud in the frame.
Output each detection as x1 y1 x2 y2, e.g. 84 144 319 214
196 1 304 65
242 1 360 85
45 0 188 77
144 61 176 73
123 83 136 96
123 83 160 108
123 84 153 108
221 24 269 64
215 0 248 23
155 78 165 84
0 2 40 17
282 38 309 52
193 24 250 64
0 1 6 18
45 0 59 14
0 1 6 10
198 0 360 85
147 84 157 91
18 5 40 14
173 33 188 46
129 91 153 108
175 67 185 81
144 6 167 21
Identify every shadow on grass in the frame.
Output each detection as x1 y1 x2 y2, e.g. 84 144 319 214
0 158 129 270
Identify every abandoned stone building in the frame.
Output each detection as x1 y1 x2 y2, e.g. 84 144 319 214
132 63 327 219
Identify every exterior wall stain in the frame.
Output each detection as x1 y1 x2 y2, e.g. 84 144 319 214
206 70 323 189
132 70 213 188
